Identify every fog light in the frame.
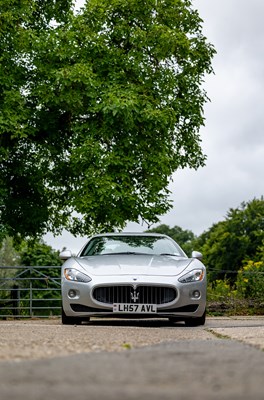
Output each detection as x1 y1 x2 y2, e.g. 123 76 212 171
68 289 77 298
192 290 201 299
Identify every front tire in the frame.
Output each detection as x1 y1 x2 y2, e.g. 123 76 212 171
61 308 83 325
185 310 206 327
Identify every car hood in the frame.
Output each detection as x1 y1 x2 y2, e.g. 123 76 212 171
74 254 194 276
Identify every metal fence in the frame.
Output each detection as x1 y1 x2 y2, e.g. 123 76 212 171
0 266 61 318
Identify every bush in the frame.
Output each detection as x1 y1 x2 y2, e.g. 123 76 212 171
206 262 264 315
235 260 264 302
207 279 236 302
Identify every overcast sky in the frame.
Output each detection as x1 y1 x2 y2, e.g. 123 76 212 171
45 0 264 252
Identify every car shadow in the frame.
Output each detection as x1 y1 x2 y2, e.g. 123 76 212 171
84 318 185 328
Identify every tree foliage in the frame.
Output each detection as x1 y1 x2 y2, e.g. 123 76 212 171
0 236 20 267
17 239 61 267
0 0 73 238
0 0 215 238
195 198 264 281
0 236 61 267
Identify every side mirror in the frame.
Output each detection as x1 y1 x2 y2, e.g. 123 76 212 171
59 250 72 260
191 251 203 261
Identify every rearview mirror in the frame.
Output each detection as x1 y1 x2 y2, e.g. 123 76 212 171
191 251 203 261
59 250 72 260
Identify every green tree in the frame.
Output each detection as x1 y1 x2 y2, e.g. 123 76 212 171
18 239 61 267
196 198 264 281
0 237 20 294
1 0 215 238
147 224 196 256
0 236 20 267
0 0 73 238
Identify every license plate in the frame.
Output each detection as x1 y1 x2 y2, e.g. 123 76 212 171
113 303 157 313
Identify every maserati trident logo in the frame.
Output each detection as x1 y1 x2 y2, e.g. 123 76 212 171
131 289 139 303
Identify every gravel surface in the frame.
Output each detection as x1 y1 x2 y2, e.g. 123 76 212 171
211 326 264 349
0 317 263 361
0 318 214 360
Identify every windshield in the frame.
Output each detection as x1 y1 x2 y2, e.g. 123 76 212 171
80 235 186 257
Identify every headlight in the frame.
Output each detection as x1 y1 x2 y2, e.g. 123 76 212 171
178 269 205 283
64 268 92 283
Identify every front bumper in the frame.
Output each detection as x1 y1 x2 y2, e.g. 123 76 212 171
62 275 206 319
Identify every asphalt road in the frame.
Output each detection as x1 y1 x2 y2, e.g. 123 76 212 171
0 317 263 400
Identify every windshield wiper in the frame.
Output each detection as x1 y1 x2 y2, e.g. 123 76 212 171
109 252 148 255
86 252 147 256
159 253 181 256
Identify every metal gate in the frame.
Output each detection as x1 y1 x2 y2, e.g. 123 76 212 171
0 266 61 318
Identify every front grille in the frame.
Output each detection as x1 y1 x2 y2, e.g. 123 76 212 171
93 285 177 305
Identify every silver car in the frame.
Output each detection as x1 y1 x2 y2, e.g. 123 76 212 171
60 233 206 326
